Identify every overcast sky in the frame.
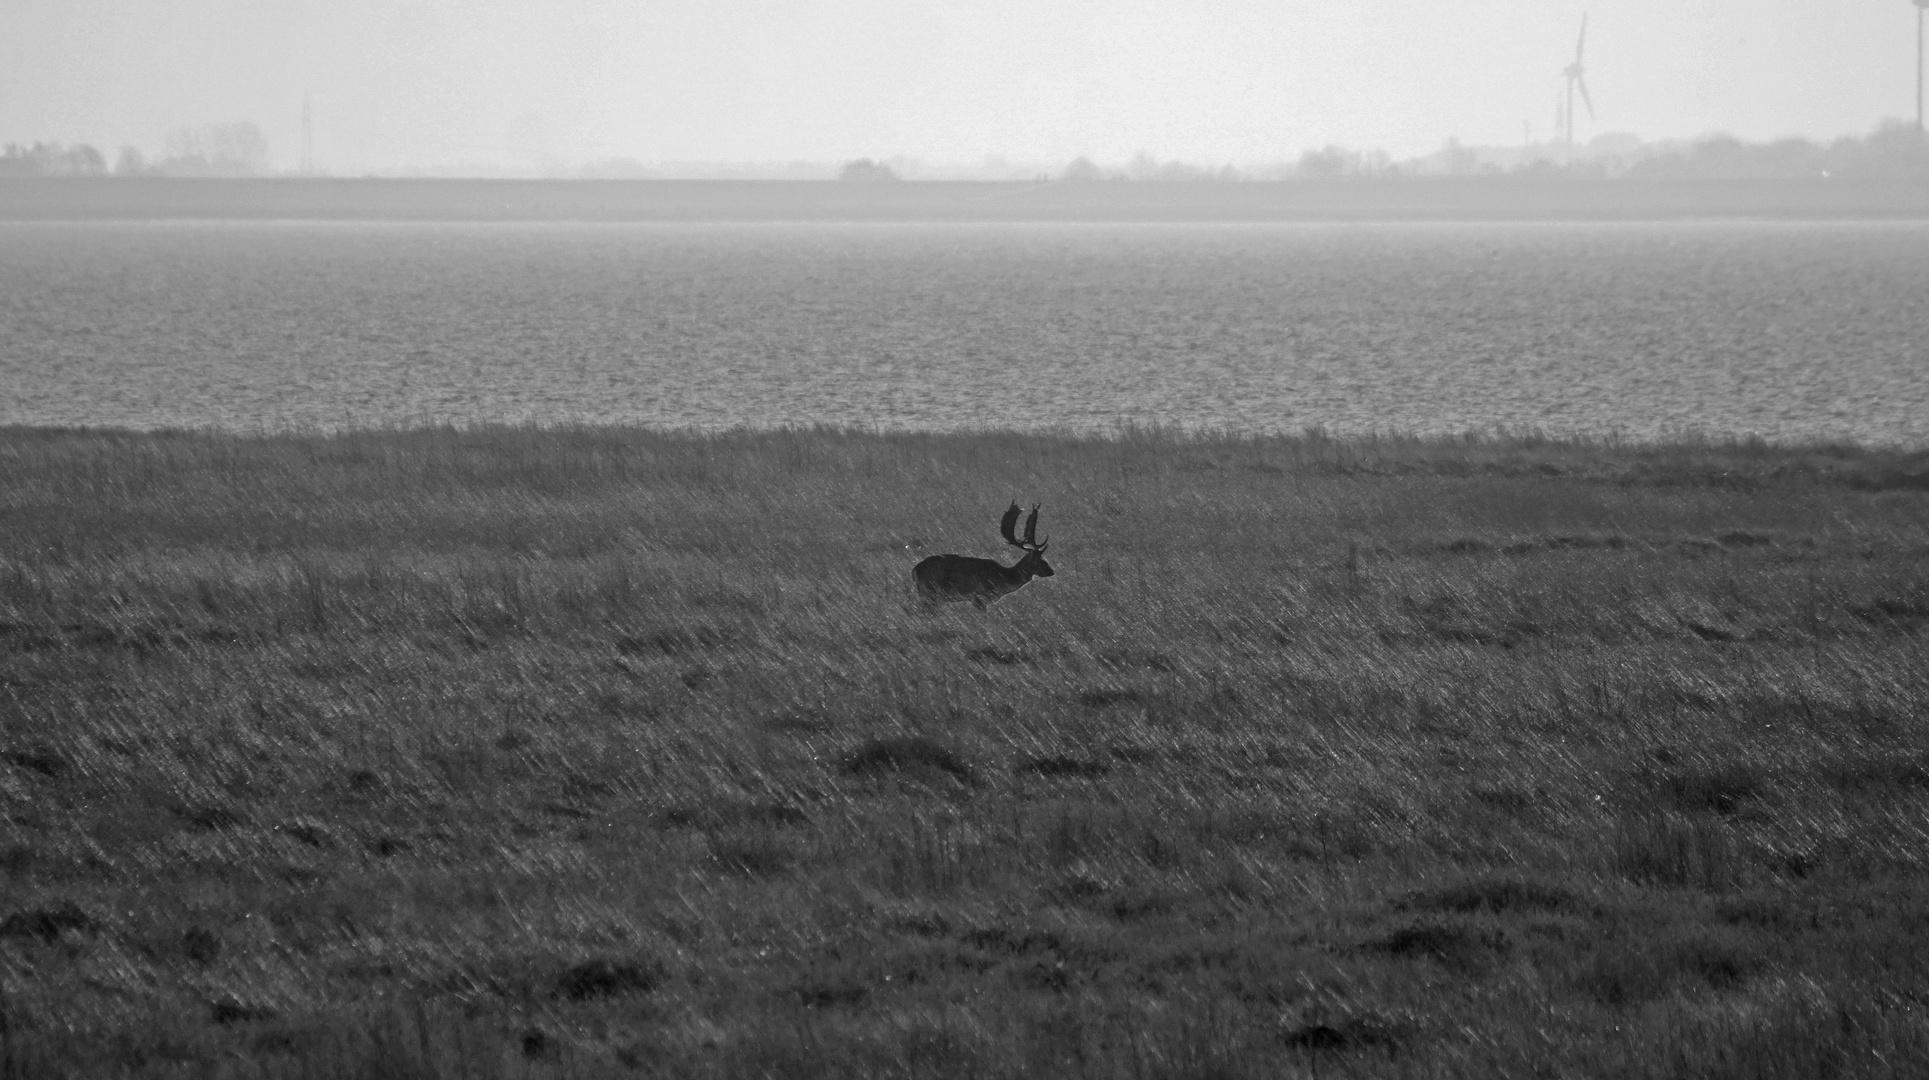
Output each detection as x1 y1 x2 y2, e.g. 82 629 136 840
2 0 1921 172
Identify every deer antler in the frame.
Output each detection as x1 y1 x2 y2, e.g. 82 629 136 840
998 502 1048 552
1006 505 1045 552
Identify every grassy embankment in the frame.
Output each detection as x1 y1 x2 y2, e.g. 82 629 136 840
2 425 1927 1078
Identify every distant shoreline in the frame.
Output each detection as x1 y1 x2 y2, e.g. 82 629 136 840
4 176 1928 222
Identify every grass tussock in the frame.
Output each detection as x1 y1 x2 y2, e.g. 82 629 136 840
2 424 1928 1077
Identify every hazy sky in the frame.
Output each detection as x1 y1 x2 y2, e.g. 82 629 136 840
2 0 1921 172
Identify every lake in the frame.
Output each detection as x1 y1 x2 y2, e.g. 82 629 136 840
3 220 1925 444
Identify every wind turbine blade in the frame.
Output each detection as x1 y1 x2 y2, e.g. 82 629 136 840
1576 13 1588 62
1576 75 1595 120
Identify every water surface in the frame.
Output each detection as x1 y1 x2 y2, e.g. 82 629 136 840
3 221 1924 443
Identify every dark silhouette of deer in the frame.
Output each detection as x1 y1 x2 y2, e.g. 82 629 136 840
913 503 1054 608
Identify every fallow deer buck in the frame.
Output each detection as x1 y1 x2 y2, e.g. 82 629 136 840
914 503 1055 608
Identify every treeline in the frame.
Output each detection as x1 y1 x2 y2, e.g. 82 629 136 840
1090 121 1929 182
1623 121 1929 180
971 122 1929 183
0 122 270 179
7 119 1926 182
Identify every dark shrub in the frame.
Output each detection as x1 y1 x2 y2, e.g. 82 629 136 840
1656 763 1766 815
176 803 247 831
709 833 795 877
1611 811 1744 890
210 998 276 1025
842 736 975 784
4 748 67 778
557 957 665 1000
1365 920 1508 973
1398 876 1582 916
1015 756 1110 779
0 901 96 942
182 927 221 964
1279 1010 1408 1052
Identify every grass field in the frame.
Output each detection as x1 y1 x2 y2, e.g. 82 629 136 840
2 425 1927 1078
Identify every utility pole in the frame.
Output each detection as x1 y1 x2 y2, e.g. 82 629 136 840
1918 0 1929 133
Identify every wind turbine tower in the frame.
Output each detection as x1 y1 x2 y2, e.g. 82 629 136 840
1561 14 1595 147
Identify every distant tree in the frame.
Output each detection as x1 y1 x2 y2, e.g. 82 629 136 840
1436 138 1477 176
1690 134 1748 169
160 122 270 176
0 145 30 177
1837 119 1929 177
0 141 108 176
1296 145 1357 178
1060 156 1104 181
1623 124 1923 180
1754 138 1825 175
114 146 148 176
1116 152 1235 181
838 158 899 182
67 144 106 175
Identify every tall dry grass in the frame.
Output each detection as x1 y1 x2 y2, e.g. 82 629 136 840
2 424 1927 1077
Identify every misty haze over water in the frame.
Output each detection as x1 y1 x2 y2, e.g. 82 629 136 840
3 218 1925 445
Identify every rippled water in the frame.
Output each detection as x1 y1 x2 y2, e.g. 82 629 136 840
3 220 1925 444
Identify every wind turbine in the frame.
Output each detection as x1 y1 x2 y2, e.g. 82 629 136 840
1561 14 1595 147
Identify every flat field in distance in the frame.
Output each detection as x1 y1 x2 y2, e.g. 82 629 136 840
7 176 1929 223
2 425 1927 1078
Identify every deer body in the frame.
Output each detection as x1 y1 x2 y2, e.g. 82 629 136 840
913 503 1054 608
